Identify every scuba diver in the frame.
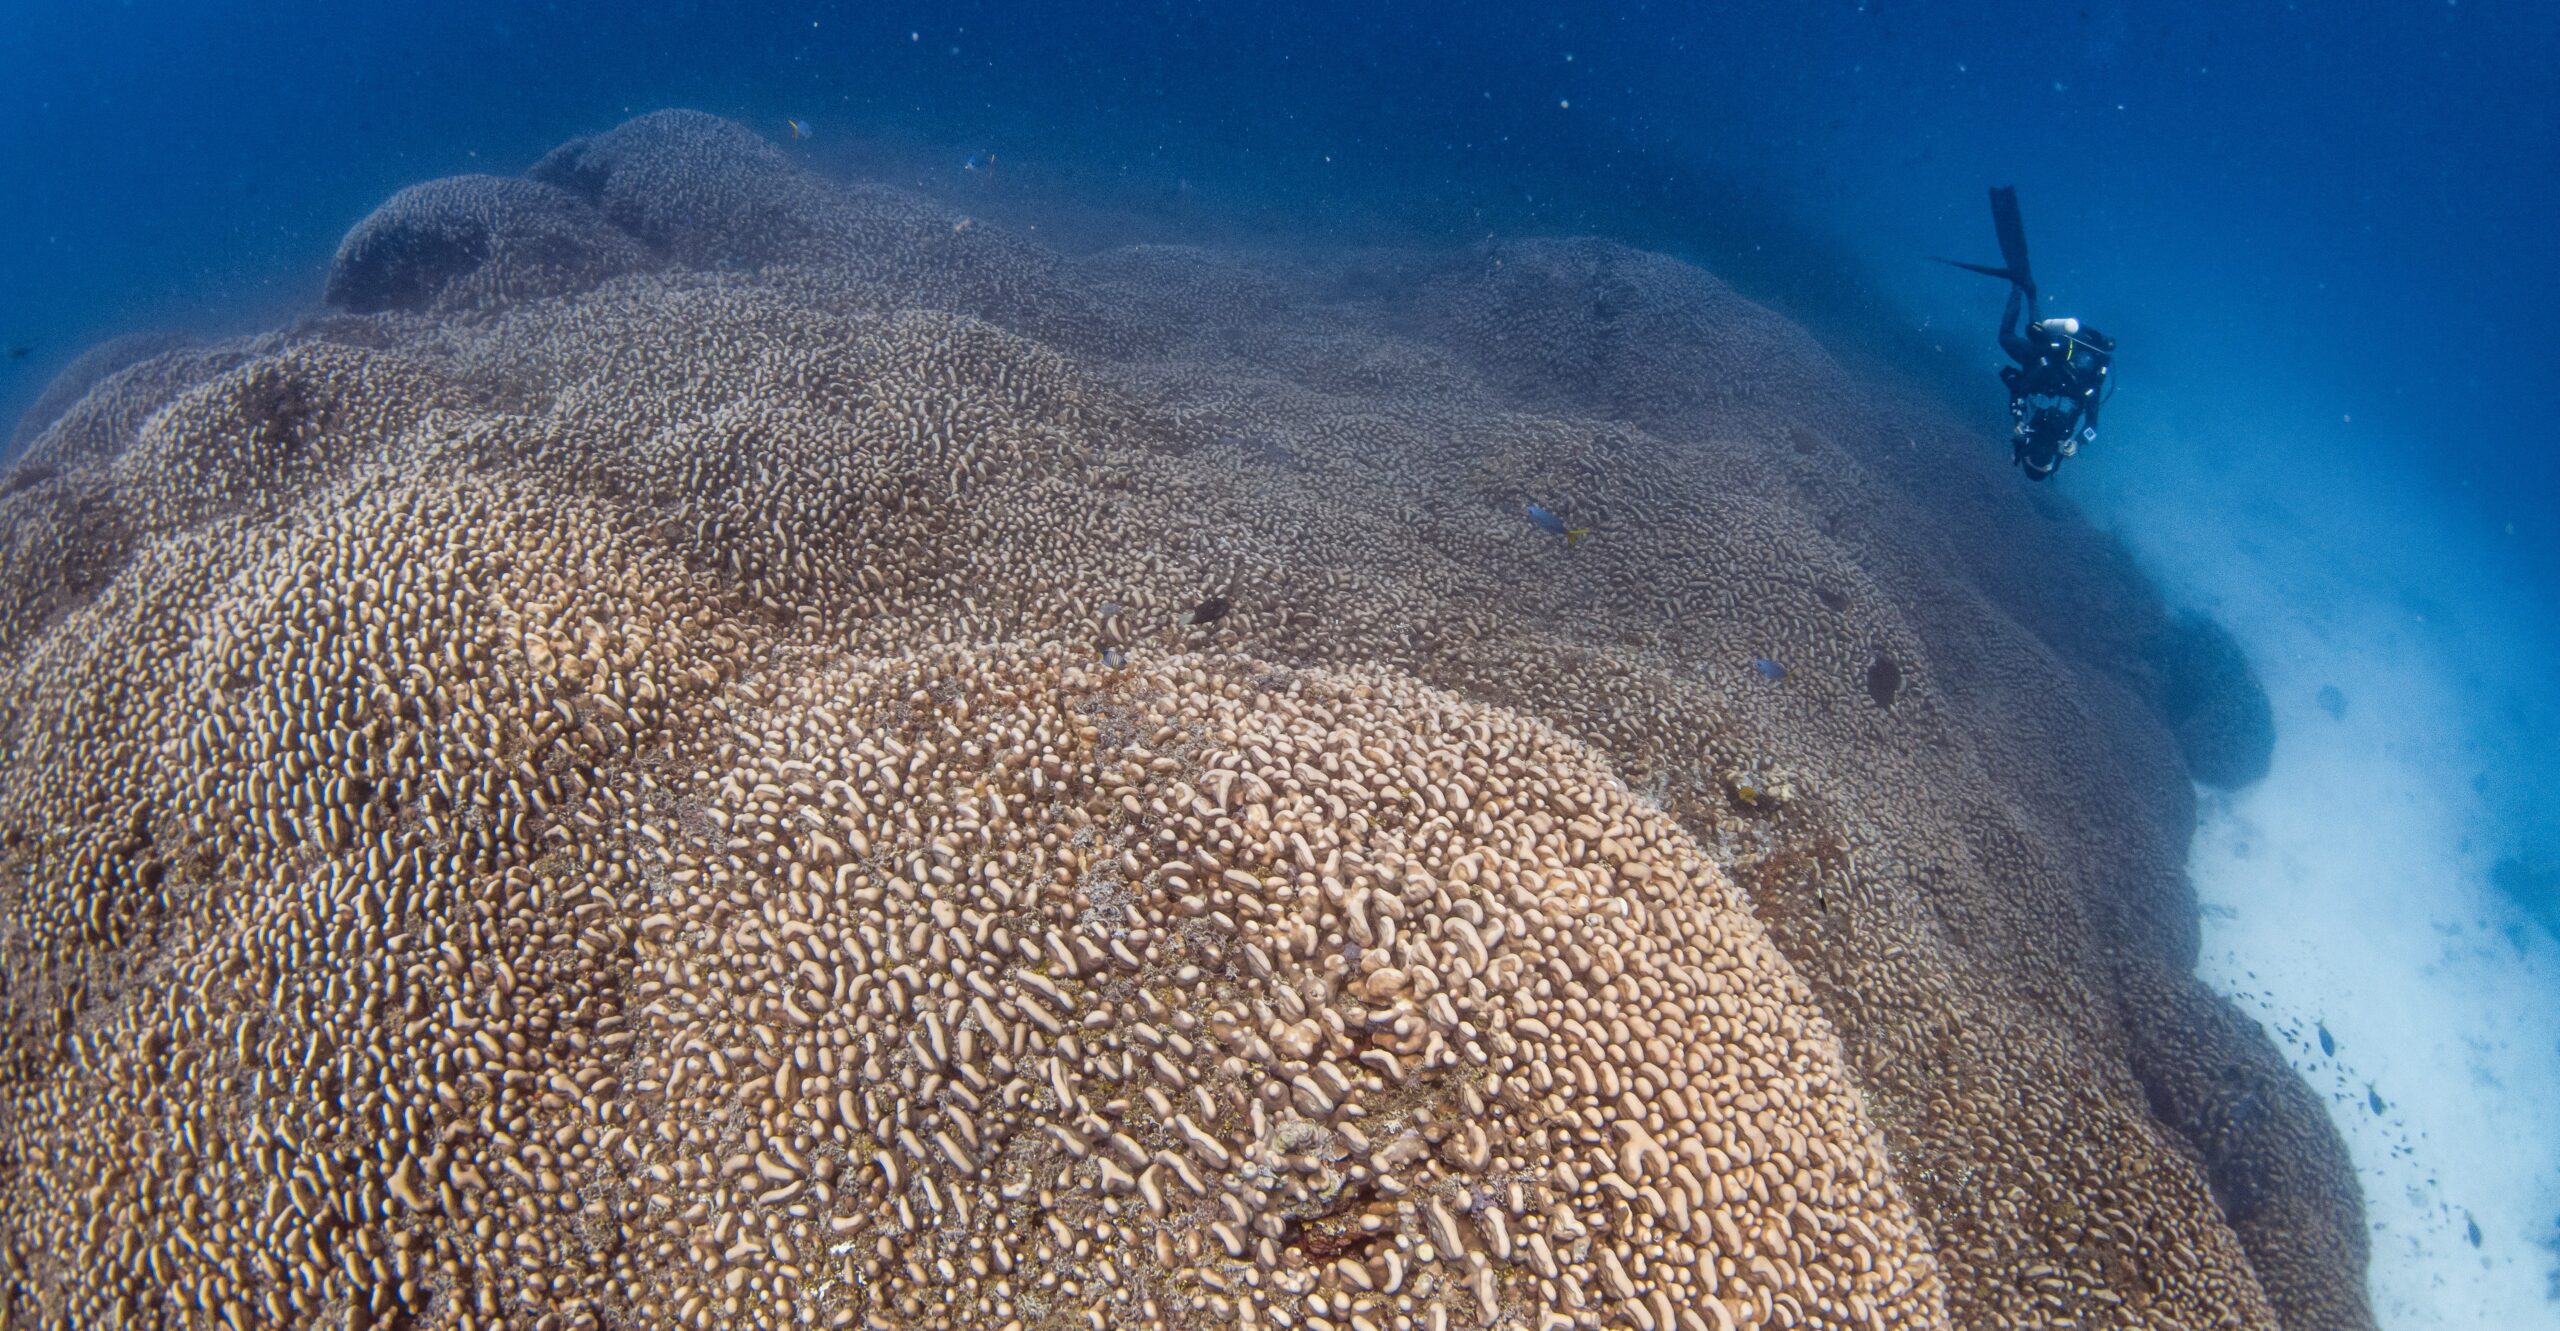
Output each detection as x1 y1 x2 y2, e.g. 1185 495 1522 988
1939 187 2115 481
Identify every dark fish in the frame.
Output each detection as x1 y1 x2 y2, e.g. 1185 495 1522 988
1189 595 1229 626
6 345 29 361
2317 1022 2334 1057
1524 503 1589 546
2465 1212 2482 1247
1101 644 1126 669
2367 1085 2386 1116
1751 656 1787 682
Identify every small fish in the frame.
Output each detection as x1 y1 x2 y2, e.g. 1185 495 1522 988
2316 684 2346 721
6 345 28 361
2367 1084 2385 1116
1189 595 1230 626
1525 503 1589 546
1100 644 1126 669
2317 1022 2334 1057
2465 1213 2481 1248
1751 656 1787 682
964 151 997 172
1097 600 1123 618
786 118 812 142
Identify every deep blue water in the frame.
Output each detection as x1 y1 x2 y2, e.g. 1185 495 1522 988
5 3 2557 1322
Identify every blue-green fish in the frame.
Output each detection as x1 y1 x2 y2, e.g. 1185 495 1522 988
1525 503 1589 546
1752 657 1787 681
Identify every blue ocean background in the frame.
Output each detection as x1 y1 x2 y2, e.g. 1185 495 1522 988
4 3 2554 1323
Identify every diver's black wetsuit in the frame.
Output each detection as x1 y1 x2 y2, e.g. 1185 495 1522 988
1942 186 2117 480
1996 285 2112 480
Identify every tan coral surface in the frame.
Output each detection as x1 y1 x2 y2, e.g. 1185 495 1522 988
0 110 2368 1331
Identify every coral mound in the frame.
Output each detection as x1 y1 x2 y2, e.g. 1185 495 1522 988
326 175 651 315
0 110 2369 1331
2143 610 2278 790
636 648 1946 1329
528 110 813 268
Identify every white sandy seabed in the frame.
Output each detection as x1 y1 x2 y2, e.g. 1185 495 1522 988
2080 414 2560 1329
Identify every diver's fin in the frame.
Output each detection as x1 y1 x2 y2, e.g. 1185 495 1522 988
1929 187 2039 298
1987 184 2035 299
1931 257 2023 284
